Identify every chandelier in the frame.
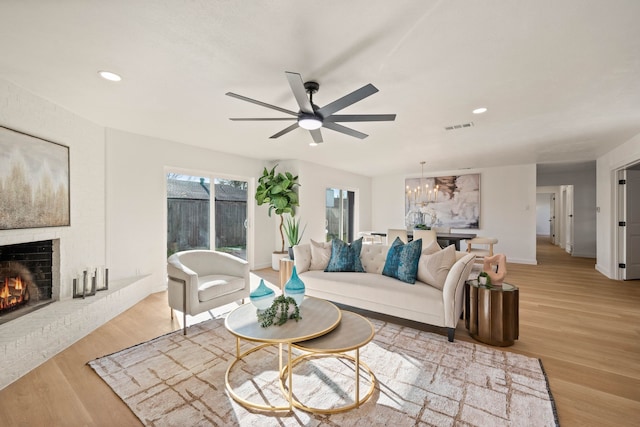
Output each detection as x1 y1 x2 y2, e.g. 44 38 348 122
407 161 439 208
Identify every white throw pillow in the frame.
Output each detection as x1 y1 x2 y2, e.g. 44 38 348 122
421 239 442 256
417 244 456 290
309 239 332 270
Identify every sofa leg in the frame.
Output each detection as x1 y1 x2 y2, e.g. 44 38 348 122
170 307 174 320
447 328 455 342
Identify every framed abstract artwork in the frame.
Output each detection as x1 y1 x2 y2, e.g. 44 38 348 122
0 126 70 230
405 173 480 229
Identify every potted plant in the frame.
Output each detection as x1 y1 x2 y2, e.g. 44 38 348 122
255 164 300 269
283 215 306 260
478 271 492 286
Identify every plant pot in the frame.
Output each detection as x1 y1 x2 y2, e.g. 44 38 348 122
272 252 287 271
478 276 487 285
288 247 295 260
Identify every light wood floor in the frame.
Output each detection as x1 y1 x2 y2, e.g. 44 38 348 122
1 238 638 426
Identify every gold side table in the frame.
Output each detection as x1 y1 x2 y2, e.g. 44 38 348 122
279 258 294 290
465 280 519 347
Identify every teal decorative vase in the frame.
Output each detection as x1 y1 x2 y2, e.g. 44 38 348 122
284 266 305 306
249 279 275 310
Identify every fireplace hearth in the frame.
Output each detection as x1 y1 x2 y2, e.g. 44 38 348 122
0 240 54 324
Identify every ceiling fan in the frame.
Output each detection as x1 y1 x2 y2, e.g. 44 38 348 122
226 71 396 144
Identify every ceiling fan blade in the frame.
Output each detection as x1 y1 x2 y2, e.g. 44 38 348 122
322 121 368 139
285 72 313 114
310 128 323 144
226 92 298 116
325 114 396 122
317 84 378 117
270 123 299 139
230 117 296 121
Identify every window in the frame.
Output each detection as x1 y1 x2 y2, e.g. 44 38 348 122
166 173 248 260
325 188 355 242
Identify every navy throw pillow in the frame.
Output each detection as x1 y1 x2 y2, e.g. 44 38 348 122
382 237 423 284
324 238 365 272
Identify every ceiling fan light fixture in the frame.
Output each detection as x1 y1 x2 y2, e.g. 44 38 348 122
298 115 322 130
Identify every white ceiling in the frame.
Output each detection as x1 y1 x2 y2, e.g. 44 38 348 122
1 1 639 177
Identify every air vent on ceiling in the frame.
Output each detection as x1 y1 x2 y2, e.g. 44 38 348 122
444 122 474 131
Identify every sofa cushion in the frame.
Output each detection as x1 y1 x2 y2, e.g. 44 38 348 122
198 274 245 301
325 238 365 272
310 239 332 270
359 243 390 274
417 244 457 290
382 237 423 284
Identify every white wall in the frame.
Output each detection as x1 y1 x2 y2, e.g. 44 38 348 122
0 78 106 299
372 164 537 264
596 132 640 279
537 162 596 258
105 128 272 281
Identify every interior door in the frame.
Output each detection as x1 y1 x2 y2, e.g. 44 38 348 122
565 185 574 254
550 194 556 244
623 170 640 280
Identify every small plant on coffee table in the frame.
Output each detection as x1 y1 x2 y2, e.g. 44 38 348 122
257 295 301 327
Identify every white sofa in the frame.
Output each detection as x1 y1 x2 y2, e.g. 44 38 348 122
293 243 476 341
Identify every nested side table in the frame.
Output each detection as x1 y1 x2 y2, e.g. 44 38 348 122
465 280 519 346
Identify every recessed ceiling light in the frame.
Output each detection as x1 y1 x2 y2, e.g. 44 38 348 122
98 70 122 82
472 107 487 114
309 142 319 147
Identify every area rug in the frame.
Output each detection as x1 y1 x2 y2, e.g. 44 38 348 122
89 316 558 426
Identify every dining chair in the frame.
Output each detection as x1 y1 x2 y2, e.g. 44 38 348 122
386 228 408 245
466 237 499 261
412 229 437 247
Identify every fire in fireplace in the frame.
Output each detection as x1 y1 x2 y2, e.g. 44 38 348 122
0 240 54 323
0 262 33 313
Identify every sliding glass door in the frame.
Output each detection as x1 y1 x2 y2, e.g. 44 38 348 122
167 173 248 260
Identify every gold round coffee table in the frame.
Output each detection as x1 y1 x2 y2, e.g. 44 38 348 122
284 310 376 414
224 296 341 412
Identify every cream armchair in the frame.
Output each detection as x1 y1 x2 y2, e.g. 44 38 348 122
167 250 250 335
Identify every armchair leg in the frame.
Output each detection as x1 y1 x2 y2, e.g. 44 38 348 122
183 311 187 336
170 307 174 320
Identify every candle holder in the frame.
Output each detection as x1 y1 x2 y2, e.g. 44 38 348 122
72 269 97 299
95 266 109 292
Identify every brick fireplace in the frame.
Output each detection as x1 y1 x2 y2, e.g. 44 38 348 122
0 240 58 325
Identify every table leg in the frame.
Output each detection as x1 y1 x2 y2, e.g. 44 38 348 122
355 348 360 407
288 343 293 410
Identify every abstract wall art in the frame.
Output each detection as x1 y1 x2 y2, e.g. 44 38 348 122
405 173 480 229
0 126 70 230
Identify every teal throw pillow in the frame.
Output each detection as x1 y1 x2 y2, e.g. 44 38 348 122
324 238 365 272
382 237 423 284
